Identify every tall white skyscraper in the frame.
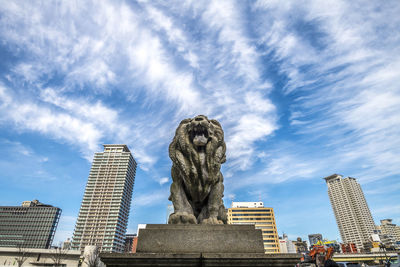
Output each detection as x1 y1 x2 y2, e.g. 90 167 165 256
324 174 375 250
72 145 137 253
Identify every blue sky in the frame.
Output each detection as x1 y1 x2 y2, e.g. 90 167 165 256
1 0 400 245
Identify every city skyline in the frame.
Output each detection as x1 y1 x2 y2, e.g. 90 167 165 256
0 1 399 246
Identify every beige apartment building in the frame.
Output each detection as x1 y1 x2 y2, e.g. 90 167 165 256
71 145 137 253
228 202 280 253
380 219 400 243
324 174 375 250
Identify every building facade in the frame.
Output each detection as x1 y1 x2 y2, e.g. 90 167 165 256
292 237 308 253
279 234 296 253
62 238 72 250
380 219 400 243
308 233 323 247
375 219 400 250
71 145 137 253
396 226 400 244
324 174 375 250
0 200 61 249
124 234 137 253
228 202 280 253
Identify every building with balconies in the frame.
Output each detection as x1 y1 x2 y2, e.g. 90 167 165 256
71 145 137 253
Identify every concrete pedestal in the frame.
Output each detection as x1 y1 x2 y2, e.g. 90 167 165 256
100 224 302 267
136 224 264 254
101 252 302 267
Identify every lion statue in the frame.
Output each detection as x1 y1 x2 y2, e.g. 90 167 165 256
168 115 227 224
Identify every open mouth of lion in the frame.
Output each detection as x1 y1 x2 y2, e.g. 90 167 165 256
191 124 209 147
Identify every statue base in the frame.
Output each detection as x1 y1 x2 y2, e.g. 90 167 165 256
100 224 302 266
136 224 264 253
101 252 302 267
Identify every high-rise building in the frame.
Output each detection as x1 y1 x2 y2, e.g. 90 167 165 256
71 145 137 253
0 199 61 249
308 233 323 246
324 174 375 250
228 202 280 253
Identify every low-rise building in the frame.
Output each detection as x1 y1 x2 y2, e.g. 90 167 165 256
62 238 72 250
0 200 61 249
292 237 308 253
308 234 323 247
341 243 358 253
279 234 296 253
124 234 137 253
228 202 280 254
380 219 400 245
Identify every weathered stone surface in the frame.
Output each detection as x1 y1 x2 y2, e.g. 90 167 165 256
100 252 302 267
168 115 227 224
136 224 264 254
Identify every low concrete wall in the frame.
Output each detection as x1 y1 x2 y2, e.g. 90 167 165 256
0 247 81 266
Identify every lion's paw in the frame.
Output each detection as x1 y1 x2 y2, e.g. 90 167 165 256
168 212 197 224
201 217 223 225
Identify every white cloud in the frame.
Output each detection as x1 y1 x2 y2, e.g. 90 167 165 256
372 205 400 216
0 139 33 157
365 183 400 195
0 1 203 111
39 88 126 139
201 0 260 84
144 5 199 68
133 189 169 207
252 0 400 184
4 0 398 187
157 177 169 185
226 114 277 171
0 85 109 160
229 152 324 189
0 0 280 173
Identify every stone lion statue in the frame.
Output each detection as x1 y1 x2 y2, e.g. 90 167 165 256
168 115 227 224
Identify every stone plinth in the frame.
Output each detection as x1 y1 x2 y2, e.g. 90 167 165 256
100 253 302 267
100 224 302 267
136 224 264 254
